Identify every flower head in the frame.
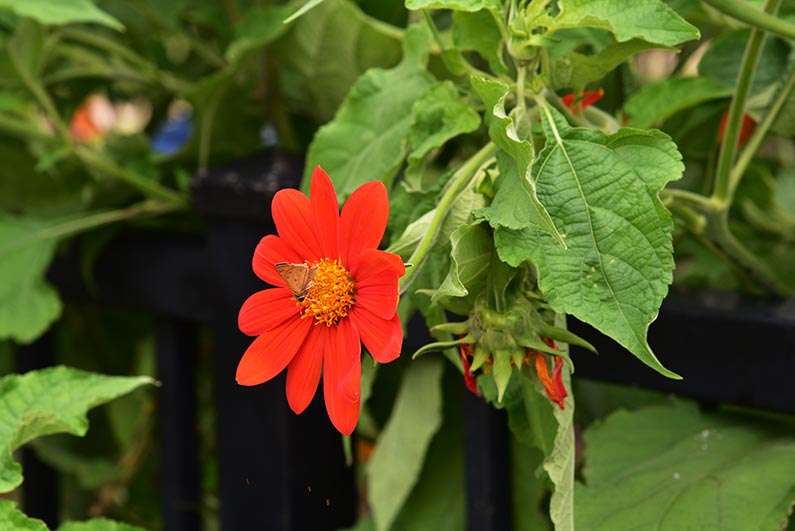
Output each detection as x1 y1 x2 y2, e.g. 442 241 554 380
718 110 756 147
237 167 405 435
533 339 567 410
561 89 604 115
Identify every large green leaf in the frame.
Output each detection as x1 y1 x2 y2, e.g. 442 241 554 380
452 10 506 74
275 0 403 123
0 215 63 343
0 366 153 493
225 5 294 62
470 75 565 245
576 401 795 530
0 501 46 531
0 0 123 30
624 77 732 128
496 107 683 378
304 23 436 196
366 359 444 531
431 223 492 304
549 0 699 47
406 81 481 192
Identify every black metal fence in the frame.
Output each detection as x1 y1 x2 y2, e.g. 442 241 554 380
20 149 795 530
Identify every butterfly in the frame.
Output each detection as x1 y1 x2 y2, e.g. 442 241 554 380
275 262 317 301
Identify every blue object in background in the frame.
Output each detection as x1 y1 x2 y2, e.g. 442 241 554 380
151 114 193 155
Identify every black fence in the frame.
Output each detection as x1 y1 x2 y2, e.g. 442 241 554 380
20 149 795 530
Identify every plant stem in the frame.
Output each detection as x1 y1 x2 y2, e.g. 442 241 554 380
74 146 187 206
0 113 52 142
729 66 795 195
35 200 184 241
702 0 795 39
712 0 780 205
400 142 497 294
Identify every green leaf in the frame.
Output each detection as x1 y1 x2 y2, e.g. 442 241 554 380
58 519 146 531
0 0 123 30
0 215 63 343
469 75 565 246
699 29 790 100
512 441 551 531
367 359 444 531
0 366 153 493
576 401 795 530
406 81 481 192
275 0 403 123
551 39 655 90
0 501 46 531
499 106 683 379
550 0 699 47
405 0 500 11
624 77 732 128
452 10 506 74
225 5 294 62
31 439 122 489
304 23 436 196
431 223 492 303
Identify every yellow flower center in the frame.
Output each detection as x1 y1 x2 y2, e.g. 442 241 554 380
299 258 355 326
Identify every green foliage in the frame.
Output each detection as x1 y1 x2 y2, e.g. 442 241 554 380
406 81 481 191
576 401 795 530
366 359 444 531
547 0 700 47
405 0 500 11
430 222 493 309
0 215 63 343
0 0 123 30
0 501 47 531
452 10 506 74
0 366 153 493
58 519 146 531
275 0 404 123
304 23 436 197
624 77 733 128
550 39 654 90
496 107 683 378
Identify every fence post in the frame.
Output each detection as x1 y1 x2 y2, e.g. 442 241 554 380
18 333 60 529
193 150 356 530
156 319 202 531
463 389 511 531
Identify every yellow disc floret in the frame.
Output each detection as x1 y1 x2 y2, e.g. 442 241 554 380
299 258 355 326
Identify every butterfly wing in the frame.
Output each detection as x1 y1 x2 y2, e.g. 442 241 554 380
275 262 313 298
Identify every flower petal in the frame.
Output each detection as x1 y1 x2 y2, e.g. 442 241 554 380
350 308 402 364
272 188 322 261
236 316 312 386
252 235 303 287
339 181 388 268
310 166 339 259
323 318 361 435
353 249 401 319
238 288 298 336
286 324 326 414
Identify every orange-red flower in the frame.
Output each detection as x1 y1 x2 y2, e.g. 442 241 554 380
561 89 604 115
718 110 756 147
237 167 405 435
533 338 567 410
459 343 479 396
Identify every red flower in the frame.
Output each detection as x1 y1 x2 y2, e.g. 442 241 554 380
237 167 405 435
561 89 604 115
533 340 567 410
459 343 479 396
718 110 756 147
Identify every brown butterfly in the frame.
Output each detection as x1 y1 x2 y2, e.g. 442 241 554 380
275 262 317 301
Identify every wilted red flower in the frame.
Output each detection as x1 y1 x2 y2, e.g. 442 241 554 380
533 339 567 410
718 110 756 147
561 89 604 115
459 343 479 396
237 167 405 435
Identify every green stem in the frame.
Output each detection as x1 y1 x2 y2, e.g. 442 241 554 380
729 66 795 195
712 0 780 205
35 200 184 241
0 113 52 142
661 188 719 213
702 0 795 39
74 146 187 205
399 142 497 294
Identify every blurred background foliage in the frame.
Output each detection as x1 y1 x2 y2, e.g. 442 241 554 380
0 0 794 529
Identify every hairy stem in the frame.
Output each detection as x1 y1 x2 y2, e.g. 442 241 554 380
400 142 497 294
702 0 795 39
712 0 781 205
